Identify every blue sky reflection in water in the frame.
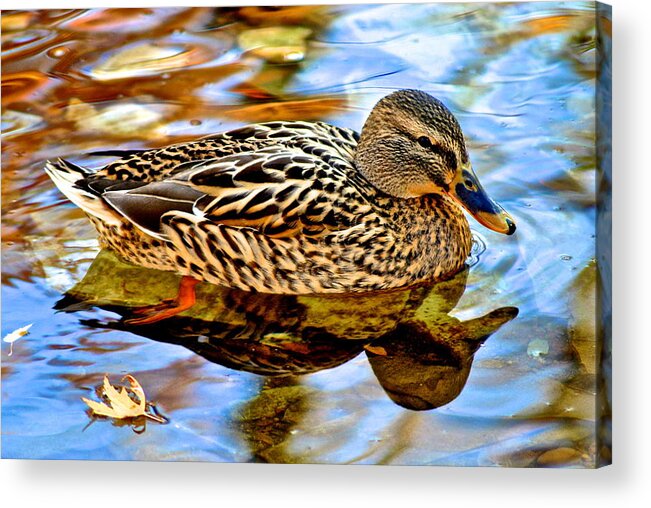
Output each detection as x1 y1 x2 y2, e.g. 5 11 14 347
1 3 608 466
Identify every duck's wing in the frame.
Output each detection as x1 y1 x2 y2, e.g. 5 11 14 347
100 147 373 241
92 121 359 182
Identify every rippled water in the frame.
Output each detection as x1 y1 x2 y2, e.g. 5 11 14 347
1 4 610 466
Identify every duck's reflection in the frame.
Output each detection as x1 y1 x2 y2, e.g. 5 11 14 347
57 249 517 411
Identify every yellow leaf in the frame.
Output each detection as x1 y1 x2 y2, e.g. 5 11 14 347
101 375 143 417
124 375 147 412
82 375 166 424
81 397 124 419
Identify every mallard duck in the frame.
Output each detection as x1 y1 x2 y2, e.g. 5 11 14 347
46 89 515 323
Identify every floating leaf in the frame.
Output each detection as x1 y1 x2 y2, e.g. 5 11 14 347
3 323 33 356
82 375 167 429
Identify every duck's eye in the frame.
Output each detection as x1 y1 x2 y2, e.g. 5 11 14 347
417 136 432 149
464 179 475 190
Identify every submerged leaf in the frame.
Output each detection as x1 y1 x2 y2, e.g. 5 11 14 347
238 26 312 63
65 98 167 140
89 41 215 80
527 338 550 359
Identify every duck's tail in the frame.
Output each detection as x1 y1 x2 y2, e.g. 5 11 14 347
44 158 122 225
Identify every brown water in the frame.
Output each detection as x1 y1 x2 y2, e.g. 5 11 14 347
1 4 610 466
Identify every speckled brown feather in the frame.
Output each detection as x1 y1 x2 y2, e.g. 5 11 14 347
46 113 473 294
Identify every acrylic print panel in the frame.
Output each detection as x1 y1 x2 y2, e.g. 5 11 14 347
1 2 611 467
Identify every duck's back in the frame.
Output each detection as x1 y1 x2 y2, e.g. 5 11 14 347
93 121 360 183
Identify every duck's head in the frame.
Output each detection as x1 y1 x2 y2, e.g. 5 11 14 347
355 89 515 235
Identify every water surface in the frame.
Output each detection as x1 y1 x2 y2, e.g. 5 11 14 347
1 3 609 466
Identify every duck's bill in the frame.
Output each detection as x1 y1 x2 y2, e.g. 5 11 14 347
447 166 516 235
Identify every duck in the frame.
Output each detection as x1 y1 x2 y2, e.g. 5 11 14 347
45 89 515 324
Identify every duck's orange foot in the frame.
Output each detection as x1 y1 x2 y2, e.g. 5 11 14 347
125 276 199 325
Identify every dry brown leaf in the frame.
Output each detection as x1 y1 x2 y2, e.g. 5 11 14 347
82 375 167 425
